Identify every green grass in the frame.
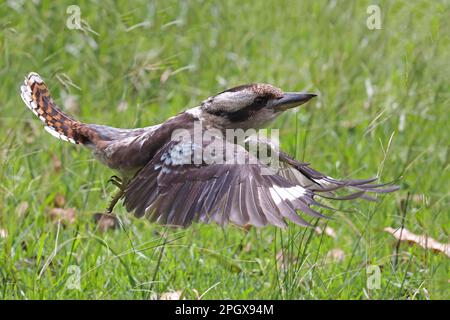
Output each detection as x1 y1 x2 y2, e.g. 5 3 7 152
0 0 448 299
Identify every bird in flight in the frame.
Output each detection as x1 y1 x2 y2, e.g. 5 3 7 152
20 72 398 228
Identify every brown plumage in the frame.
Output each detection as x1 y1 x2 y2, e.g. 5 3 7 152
20 73 97 145
20 72 398 228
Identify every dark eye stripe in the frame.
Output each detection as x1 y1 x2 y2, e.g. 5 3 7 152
208 97 268 122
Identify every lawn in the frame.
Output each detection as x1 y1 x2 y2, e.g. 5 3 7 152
0 0 448 299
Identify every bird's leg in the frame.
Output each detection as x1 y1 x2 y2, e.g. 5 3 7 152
106 189 125 213
106 175 126 213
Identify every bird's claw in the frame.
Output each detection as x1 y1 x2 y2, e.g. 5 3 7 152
106 189 125 214
108 175 123 190
108 175 122 184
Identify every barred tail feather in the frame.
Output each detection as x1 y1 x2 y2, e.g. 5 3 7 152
20 72 90 145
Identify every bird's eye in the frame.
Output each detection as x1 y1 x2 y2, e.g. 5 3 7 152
254 97 267 104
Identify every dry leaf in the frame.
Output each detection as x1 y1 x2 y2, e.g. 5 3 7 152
48 208 76 225
192 288 200 300
93 213 119 232
16 201 29 217
384 227 450 258
326 248 345 263
117 100 128 113
315 226 336 238
243 242 252 253
276 250 283 263
160 69 172 84
398 193 428 205
0 228 7 239
52 154 62 173
160 290 183 300
53 193 66 208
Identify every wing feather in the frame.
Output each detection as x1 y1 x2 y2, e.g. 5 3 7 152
123 135 397 228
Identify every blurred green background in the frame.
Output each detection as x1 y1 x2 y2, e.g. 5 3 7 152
0 0 448 299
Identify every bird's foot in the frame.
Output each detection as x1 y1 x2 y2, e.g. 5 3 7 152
108 175 123 190
106 188 125 213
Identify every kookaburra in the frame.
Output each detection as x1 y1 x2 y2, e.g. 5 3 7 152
20 72 397 228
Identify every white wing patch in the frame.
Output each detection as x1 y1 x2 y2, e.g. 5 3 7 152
269 185 306 204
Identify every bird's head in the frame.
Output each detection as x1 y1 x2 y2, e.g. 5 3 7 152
200 83 317 129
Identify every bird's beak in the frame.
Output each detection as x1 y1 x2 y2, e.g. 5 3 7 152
272 92 317 111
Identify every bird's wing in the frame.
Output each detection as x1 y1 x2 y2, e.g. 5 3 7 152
277 151 399 200
123 137 330 228
244 135 398 201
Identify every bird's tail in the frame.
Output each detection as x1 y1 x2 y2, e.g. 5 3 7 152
20 72 93 145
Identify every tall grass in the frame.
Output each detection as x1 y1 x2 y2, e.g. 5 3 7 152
0 0 448 299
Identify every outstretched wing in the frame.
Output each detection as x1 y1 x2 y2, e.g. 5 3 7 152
123 137 329 228
277 151 399 200
244 135 399 201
